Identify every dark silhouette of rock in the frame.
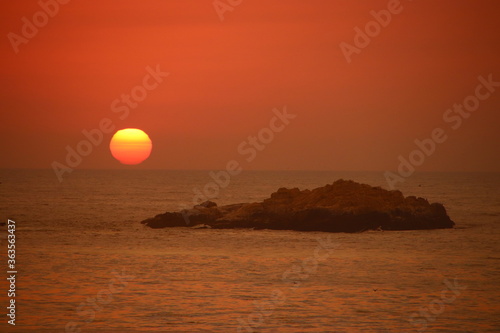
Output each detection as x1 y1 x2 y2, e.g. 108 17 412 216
141 180 455 232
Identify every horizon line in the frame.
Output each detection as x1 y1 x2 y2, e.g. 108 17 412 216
1 167 500 174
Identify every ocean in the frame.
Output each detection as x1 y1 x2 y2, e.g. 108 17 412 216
0 169 499 332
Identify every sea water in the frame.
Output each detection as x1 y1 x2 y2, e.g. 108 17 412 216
0 169 499 332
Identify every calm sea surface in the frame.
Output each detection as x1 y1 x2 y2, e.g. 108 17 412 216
0 170 499 332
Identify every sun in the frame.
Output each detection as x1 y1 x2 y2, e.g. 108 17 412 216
109 128 152 165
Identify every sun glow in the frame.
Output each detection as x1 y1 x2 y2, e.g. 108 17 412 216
109 128 152 165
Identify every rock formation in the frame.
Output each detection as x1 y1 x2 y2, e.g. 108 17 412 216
141 180 455 232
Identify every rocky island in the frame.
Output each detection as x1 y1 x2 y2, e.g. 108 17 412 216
141 180 455 232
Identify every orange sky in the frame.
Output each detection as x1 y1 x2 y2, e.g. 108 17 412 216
1 0 499 172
